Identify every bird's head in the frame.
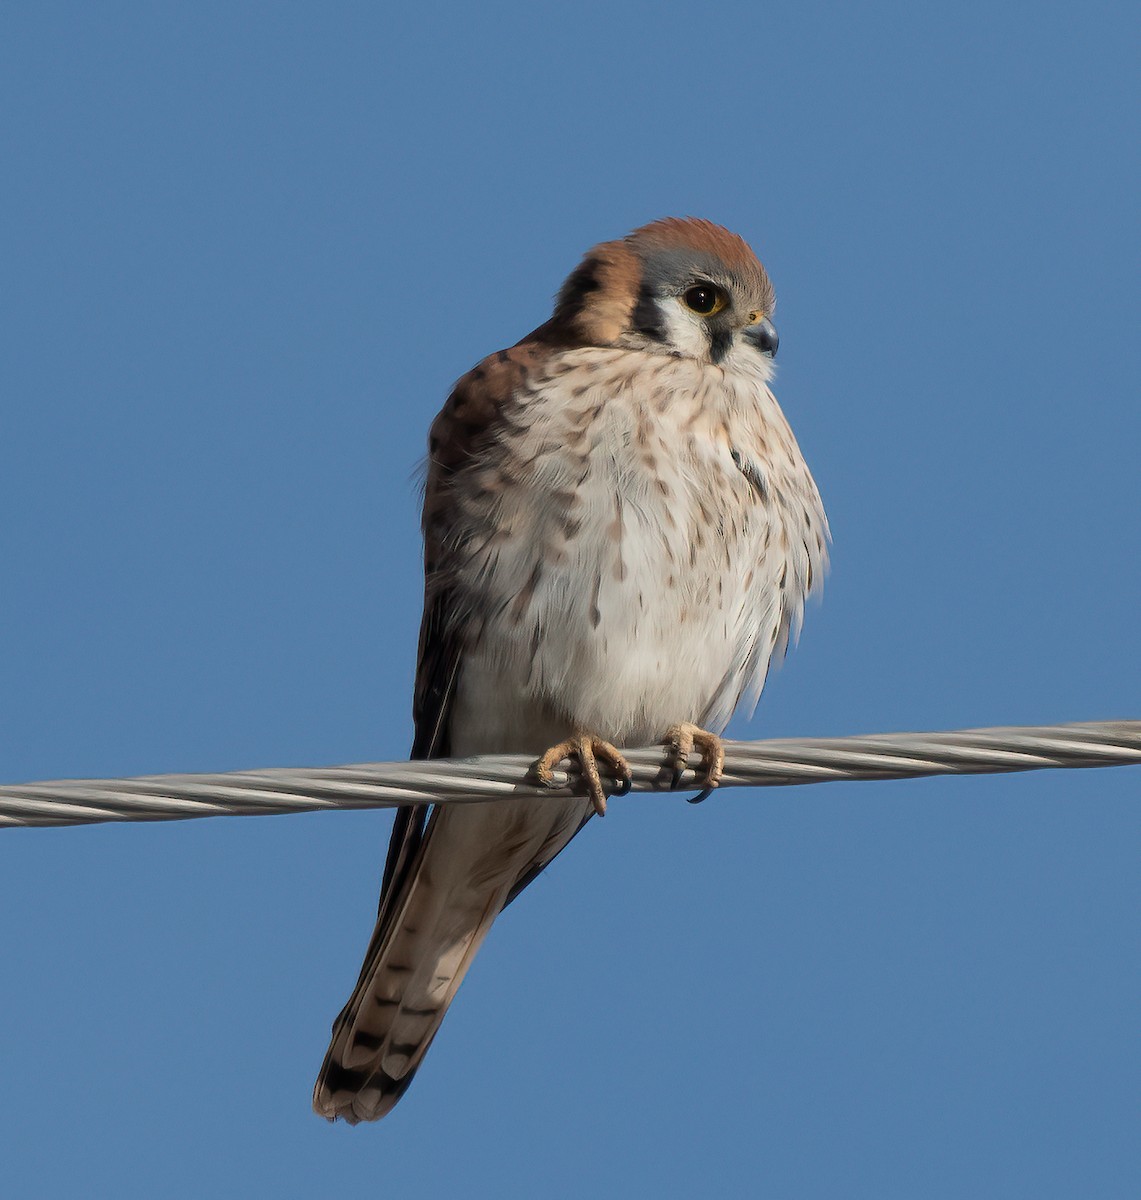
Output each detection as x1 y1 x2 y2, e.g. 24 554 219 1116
548 217 778 370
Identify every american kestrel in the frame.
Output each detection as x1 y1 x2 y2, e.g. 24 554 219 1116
313 217 829 1122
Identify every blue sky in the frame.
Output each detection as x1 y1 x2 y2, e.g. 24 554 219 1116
1 3 1137 1196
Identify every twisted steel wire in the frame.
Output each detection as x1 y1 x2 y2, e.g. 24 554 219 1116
1 720 1137 830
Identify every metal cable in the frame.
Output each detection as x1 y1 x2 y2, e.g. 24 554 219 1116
1 720 1137 830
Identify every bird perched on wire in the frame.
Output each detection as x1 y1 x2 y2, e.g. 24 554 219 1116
313 217 829 1122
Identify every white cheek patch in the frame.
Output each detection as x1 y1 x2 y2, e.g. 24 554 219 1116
658 301 712 360
721 340 776 386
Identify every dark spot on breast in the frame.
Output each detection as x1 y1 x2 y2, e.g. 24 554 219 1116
589 575 602 628
510 561 544 623
731 448 769 501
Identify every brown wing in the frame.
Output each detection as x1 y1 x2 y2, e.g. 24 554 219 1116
374 341 553 919
371 586 456 918
311 584 461 1118
316 337 597 1121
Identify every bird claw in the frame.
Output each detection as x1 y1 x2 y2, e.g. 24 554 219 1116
532 734 632 817
664 723 725 799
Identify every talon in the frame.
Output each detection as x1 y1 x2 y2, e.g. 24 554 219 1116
664 723 725 798
666 724 695 789
532 734 631 817
533 739 575 790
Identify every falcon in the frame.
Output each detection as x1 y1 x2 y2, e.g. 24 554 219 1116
314 217 829 1122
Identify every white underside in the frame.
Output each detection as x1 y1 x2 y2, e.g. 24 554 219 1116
447 343 827 756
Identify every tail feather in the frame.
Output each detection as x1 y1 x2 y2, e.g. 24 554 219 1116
314 794 591 1122
313 850 509 1123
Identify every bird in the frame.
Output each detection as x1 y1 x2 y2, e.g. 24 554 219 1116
313 217 829 1123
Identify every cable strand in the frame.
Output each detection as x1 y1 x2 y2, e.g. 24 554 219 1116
1 720 1137 829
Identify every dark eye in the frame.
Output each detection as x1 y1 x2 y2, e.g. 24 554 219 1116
683 284 727 316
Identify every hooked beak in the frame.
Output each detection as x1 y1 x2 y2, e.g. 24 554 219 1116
743 317 779 358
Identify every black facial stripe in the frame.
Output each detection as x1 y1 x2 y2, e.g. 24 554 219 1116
632 281 666 342
708 326 733 363
553 257 602 326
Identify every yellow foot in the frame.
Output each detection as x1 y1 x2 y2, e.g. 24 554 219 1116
664 723 726 797
532 733 632 817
